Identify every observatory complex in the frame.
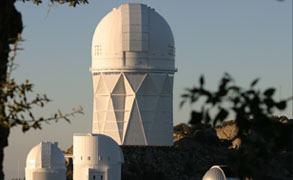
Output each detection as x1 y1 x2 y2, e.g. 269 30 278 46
202 165 240 180
91 3 176 146
26 3 175 180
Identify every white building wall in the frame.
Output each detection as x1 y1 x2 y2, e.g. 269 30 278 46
73 134 123 180
26 169 66 180
107 165 121 180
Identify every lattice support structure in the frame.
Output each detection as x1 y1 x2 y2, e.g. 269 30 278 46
92 72 174 145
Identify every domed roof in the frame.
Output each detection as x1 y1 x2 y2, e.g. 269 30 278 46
91 3 175 72
74 133 124 163
202 166 226 180
26 142 66 169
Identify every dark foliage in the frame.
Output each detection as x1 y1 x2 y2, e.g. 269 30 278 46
17 0 88 7
0 1 86 179
181 73 292 179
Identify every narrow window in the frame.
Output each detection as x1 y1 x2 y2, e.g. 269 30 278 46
88 156 91 160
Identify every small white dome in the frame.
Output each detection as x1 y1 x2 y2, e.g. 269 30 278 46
91 3 175 72
26 142 66 169
73 134 124 180
202 166 226 180
73 133 124 164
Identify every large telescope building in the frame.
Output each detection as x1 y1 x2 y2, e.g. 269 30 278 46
90 3 176 146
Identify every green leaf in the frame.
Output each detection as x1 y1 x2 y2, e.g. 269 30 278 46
22 123 30 132
214 108 229 124
250 78 259 87
181 94 189 98
264 88 275 97
179 100 185 108
29 112 34 120
228 86 241 92
189 111 202 125
276 101 286 110
199 75 204 88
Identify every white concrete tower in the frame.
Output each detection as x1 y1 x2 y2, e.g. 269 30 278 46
25 142 66 180
73 133 124 180
91 3 176 146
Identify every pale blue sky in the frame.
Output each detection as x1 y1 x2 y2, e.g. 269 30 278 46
4 0 292 179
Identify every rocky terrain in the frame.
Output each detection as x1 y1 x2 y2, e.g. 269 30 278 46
64 117 292 180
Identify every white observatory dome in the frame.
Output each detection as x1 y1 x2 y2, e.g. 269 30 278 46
73 133 124 180
91 3 175 71
25 142 66 180
90 3 176 146
202 166 226 180
202 165 240 180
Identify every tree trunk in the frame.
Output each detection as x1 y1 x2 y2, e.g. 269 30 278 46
0 0 22 179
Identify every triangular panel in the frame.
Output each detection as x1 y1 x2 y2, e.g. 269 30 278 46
104 110 121 144
103 130 121 145
103 73 121 93
136 95 160 111
95 96 109 111
161 76 172 95
92 111 98 131
97 111 106 122
123 74 135 94
95 76 108 94
107 97 114 111
125 95 135 111
168 75 174 89
113 75 126 94
104 111 118 127
149 73 167 93
158 96 172 111
112 95 125 110
123 111 131 140
114 111 124 123
92 74 101 94
115 111 125 142
98 122 105 133
124 72 146 92
137 74 157 95
136 95 159 141
123 101 147 145
139 111 155 140
97 111 106 133
92 120 99 133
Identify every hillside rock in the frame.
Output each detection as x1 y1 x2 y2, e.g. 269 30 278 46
121 137 232 180
64 118 292 180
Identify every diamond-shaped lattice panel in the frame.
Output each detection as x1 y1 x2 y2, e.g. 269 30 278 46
92 71 174 145
137 74 157 95
124 72 146 92
123 100 147 145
